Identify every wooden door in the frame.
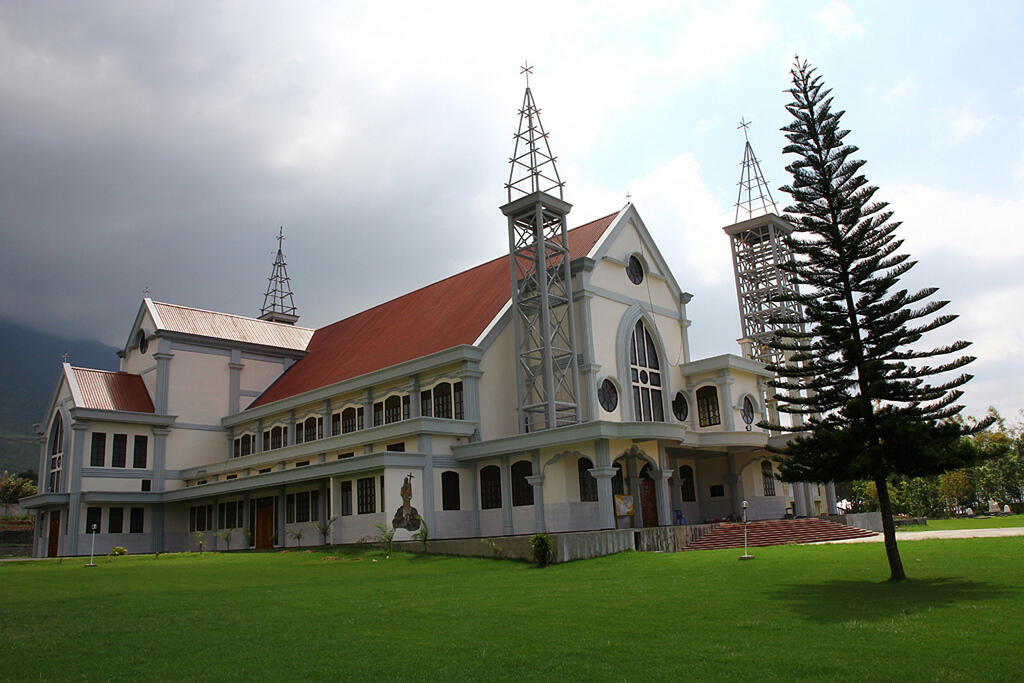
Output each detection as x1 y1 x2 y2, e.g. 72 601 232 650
47 511 60 557
255 504 274 549
640 478 658 527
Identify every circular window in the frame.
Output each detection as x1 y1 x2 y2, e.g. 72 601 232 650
598 379 618 412
672 392 689 421
741 396 755 425
136 329 149 354
626 255 644 285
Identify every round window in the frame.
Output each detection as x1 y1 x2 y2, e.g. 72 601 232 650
598 379 619 412
672 392 689 421
626 255 644 285
136 329 149 354
741 396 755 425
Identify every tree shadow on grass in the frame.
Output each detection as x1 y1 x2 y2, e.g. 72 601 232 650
770 578 1016 623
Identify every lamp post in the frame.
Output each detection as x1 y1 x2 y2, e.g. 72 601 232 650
85 523 98 567
739 500 754 560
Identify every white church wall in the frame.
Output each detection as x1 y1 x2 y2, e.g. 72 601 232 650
477 316 518 441
588 220 679 313
167 349 230 425
238 356 289 411
165 428 227 471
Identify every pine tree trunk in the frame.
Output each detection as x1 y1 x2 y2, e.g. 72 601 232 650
874 476 906 582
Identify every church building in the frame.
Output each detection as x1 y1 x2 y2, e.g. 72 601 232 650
22 79 836 557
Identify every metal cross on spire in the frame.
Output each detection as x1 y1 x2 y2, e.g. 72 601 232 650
506 63 564 201
521 60 533 88
734 118 777 222
259 226 299 325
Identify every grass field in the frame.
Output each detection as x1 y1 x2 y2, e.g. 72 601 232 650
897 514 1024 532
3 538 1022 681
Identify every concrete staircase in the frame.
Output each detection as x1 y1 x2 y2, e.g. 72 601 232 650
685 517 877 551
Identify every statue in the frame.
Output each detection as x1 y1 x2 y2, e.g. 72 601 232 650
392 473 421 531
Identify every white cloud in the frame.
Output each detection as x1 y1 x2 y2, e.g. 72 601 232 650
882 75 918 103
814 1 865 39
947 106 996 143
885 184 1024 264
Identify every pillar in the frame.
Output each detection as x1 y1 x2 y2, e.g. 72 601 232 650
590 439 615 529
825 482 838 515
277 485 287 547
469 464 481 537
792 482 808 517
727 453 743 521
656 469 673 526
526 450 545 533
228 349 244 415
500 455 513 535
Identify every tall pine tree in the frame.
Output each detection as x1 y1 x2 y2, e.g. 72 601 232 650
769 59 990 581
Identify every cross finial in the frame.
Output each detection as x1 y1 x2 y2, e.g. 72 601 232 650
277 226 285 248
143 287 150 298
520 60 533 88
62 353 69 363
737 117 752 141
625 191 632 203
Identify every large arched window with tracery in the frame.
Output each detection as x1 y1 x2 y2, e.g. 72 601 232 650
47 416 64 493
629 320 664 422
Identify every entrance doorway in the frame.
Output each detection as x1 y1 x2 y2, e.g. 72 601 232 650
255 498 275 549
639 465 658 527
47 511 60 557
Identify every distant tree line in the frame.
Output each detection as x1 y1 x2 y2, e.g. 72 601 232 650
837 409 1024 517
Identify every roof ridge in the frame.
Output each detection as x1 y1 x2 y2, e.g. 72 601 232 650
316 212 620 335
71 366 139 376
151 300 314 331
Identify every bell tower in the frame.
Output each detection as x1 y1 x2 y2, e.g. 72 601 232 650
500 64 580 432
259 227 299 325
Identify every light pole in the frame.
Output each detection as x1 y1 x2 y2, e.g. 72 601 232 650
85 523 98 567
739 500 754 560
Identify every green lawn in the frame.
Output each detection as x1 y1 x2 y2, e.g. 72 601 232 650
897 514 1024 532
3 539 1022 681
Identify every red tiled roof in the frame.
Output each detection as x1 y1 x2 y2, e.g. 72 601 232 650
71 368 155 413
149 301 313 351
250 212 617 408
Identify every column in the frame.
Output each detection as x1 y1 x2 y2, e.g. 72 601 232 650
318 480 328 543
277 486 286 547
727 453 743 520
577 291 599 422
421 450 436 530
590 438 615 530
526 451 545 533
286 410 296 446
67 422 89 555
825 482 838 515
718 371 736 431
228 349 244 415
244 492 252 548
627 458 641 529
656 469 673 526
792 482 808 517
500 455 513 535
408 375 421 418
212 497 221 549
255 419 263 454
321 399 331 438
154 338 173 415
469 464 481 537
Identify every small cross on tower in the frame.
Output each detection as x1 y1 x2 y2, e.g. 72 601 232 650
737 117 752 142
520 60 533 88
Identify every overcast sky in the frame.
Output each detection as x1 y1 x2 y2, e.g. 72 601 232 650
1 1 1021 420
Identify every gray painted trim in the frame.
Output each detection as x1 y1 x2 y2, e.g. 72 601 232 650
614 304 671 423
19 492 70 508
222 344 484 425
165 452 428 502
169 341 232 357
679 353 774 378
432 456 461 469
68 407 176 427
239 390 262 398
169 422 224 432
81 468 154 478
453 420 689 460
160 330 308 359
183 416 476 479
140 364 158 376
586 284 680 321
81 492 161 504
589 205 686 304
475 305 511 352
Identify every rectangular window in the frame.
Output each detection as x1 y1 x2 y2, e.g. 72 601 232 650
85 507 101 533
108 507 123 534
421 390 432 417
295 460 309 468
709 484 725 498
338 452 354 459
129 507 144 533
141 479 152 491
224 474 236 481
133 435 148 468
112 434 127 468
296 491 310 523
373 402 383 427
218 502 227 529
263 431 271 451
341 409 356 434
386 442 405 452
454 382 464 420
357 407 364 430
258 467 271 474
310 490 319 522
90 433 106 467
331 412 341 436
357 477 376 514
380 475 385 513
226 501 237 529
402 395 410 421
286 493 296 523
341 481 353 516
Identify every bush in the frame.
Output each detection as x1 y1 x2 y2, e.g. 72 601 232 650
529 532 553 567
109 546 127 556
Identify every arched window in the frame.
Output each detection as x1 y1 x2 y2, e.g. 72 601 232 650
268 426 283 450
433 382 452 419
384 395 402 424
480 466 501 509
47 417 64 493
511 460 534 506
678 465 696 502
762 460 776 496
629 320 664 422
341 407 358 434
577 457 598 502
240 434 252 457
441 471 460 511
611 462 625 496
696 386 721 427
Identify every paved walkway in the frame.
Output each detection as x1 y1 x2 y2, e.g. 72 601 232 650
813 526 1024 544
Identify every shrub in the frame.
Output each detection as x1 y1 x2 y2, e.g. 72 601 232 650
529 532 553 567
109 546 127 556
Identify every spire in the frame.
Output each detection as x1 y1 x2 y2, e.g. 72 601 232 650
506 61 564 202
734 118 778 223
500 64 580 432
259 227 299 325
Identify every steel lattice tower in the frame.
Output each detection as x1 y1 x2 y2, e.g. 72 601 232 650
500 64 580 432
723 120 803 368
259 227 299 325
